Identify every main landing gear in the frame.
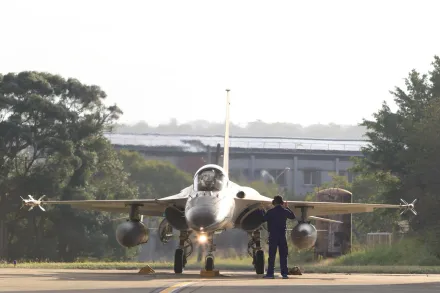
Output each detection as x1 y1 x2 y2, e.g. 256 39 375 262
248 229 265 275
174 230 193 274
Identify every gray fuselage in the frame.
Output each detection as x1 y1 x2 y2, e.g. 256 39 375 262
184 189 236 233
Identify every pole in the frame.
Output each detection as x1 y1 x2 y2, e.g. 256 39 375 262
275 167 290 196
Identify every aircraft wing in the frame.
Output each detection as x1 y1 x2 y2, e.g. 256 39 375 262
238 197 417 218
40 198 186 217
286 200 412 217
21 188 191 217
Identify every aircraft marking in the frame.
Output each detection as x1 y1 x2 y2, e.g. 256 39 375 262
159 281 196 293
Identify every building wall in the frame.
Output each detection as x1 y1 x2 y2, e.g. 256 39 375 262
228 155 359 199
127 146 361 199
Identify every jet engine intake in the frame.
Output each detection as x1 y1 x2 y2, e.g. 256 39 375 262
164 206 189 231
116 221 149 248
290 222 317 250
235 204 264 231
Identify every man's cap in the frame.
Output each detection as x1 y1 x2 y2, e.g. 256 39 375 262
272 195 284 205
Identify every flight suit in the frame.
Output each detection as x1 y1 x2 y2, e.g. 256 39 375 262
261 204 296 277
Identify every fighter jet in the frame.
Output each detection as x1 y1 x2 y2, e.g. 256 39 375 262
22 89 417 275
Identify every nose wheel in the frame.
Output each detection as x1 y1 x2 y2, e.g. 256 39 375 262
205 255 214 271
204 233 216 271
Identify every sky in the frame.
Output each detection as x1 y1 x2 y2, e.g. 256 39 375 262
1 0 439 126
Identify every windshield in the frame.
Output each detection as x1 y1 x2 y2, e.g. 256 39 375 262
193 168 226 191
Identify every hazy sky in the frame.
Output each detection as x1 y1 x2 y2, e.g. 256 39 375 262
1 0 439 126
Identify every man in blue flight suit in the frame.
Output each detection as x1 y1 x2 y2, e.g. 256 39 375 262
261 195 296 279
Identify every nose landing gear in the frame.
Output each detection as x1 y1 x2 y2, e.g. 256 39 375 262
204 233 216 271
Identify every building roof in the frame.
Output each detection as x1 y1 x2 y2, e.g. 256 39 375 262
105 133 369 153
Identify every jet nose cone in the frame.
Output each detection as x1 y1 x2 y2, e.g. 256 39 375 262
186 207 217 231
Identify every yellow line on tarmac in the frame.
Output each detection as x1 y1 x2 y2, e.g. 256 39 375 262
159 281 195 293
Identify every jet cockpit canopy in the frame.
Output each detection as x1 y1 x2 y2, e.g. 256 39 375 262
193 166 227 192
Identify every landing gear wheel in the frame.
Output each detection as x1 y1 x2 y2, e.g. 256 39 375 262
205 255 214 271
255 250 265 275
174 248 184 274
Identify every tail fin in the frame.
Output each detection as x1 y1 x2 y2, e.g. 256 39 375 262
223 89 231 175
215 143 221 165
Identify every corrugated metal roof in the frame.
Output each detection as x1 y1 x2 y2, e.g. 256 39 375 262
105 133 369 153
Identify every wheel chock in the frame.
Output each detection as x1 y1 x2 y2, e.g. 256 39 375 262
138 265 155 274
200 269 220 277
287 266 302 275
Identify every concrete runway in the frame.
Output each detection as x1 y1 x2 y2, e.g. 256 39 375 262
1 269 440 292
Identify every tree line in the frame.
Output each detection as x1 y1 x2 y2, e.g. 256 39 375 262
114 120 367 140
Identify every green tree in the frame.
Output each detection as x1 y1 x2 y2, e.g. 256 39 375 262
0 71 135 261
359 56 440 255
360 56 440 181
118 150 192 199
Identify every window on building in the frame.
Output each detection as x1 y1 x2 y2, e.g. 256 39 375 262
303 170 320 185
338 170 356 183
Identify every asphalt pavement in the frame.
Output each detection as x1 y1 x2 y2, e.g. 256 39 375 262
0 269 439 292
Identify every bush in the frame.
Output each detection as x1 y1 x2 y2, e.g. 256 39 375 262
332 238 440 266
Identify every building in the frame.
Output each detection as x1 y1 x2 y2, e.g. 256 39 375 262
105 133 368 199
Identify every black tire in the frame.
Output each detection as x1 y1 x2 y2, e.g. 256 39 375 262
255 250 265 275
174 248 184 274
205 255 214 271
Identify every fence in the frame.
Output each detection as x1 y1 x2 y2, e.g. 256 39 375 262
366 232 392 247
105 134 367 152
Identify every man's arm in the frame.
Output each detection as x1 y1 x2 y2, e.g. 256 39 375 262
283 203 296 220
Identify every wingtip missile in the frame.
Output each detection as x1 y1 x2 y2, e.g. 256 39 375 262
21 194 46 212
399 198 418 216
